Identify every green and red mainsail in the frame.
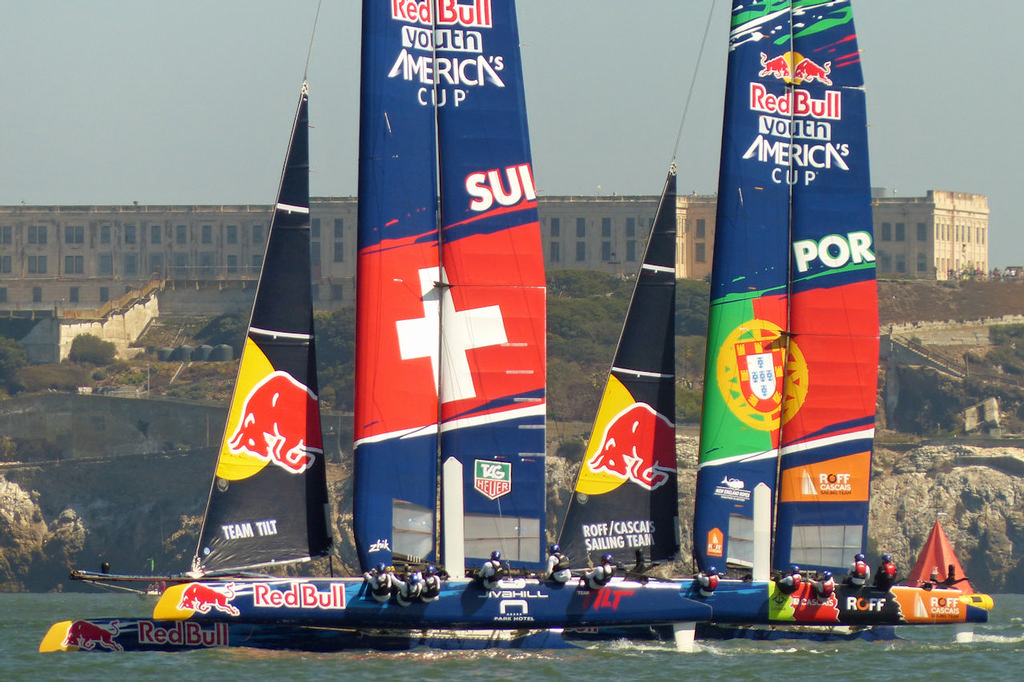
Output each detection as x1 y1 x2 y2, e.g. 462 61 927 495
354 0 547 571
693 0 879 577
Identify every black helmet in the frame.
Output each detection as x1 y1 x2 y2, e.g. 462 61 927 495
822 570 833 580
708 566 718 576
491 550 501 561
790 564 800 573
375 562 387 573
855 553 866 562
425 565 437 576
882 554 892 562
409 572 423 584
601 553 614 565
550 543 561 554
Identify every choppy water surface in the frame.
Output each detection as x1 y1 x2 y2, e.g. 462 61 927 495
7 592 1022 681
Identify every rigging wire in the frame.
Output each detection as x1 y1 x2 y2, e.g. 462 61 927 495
670 0 718 163
304 0 324 81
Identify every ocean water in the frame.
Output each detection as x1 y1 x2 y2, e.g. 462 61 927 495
8 592 1023 681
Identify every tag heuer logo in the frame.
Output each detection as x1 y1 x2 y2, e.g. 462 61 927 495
474 460 511 500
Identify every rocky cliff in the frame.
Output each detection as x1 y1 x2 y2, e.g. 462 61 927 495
1 435 1020 593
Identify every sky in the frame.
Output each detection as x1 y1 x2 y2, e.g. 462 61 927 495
2 1 1021 267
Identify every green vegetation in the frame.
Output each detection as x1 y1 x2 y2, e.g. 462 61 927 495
68 334 117 366
0 336 28 393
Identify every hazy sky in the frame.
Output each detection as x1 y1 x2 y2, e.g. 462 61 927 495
3 1 1021 266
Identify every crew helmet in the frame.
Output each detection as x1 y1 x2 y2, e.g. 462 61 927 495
550 543 561 554
601 553 614 565
491 550 501 561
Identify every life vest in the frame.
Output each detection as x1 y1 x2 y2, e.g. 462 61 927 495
699 573 719 596
587 564 613 588
421 575 441 600
552 553 570 572
850 560 869 585
816 577 835 598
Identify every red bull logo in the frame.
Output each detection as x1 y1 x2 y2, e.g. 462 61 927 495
252 582 346 610
177 582 241 616
138 621 230 647
758 51 833 86
586 402 675 490
228 372 322 474
392 0 492 28
63 620 122 652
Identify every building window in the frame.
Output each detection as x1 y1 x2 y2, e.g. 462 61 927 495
601 241 613 261
176 224 187 244
65 225 84 244
69 287 79 303
124 254 138 277
0 225 11 244
917 252 928 272
28 225 46 244
550 241 561 262
98 253 113 275
311 241 321 267
333 241 344 263
0 288 6 303
331 284 344 300
253 224 264 244
334 218 344 239
199 252 215 276
626 240 636 262
149 253 163 276
895 254 906 273
696 242 706 263
895 223 905 241
252 254 263 269
550 217 560 238
201 224 212 244
311 284 319 301
881 222 892 241
575 242 586 262
151 224 161 244
100 225 111 244
227 254 238 274
626 217 635 238
125 225 137 244
0 255 10 273
65 255 84 274
576 218 586 238
601 217 612 238
696 218 706 239
311 218 321 239
173 253 189 277
28 255 46 274
878 251 891 272
226 224 237 244
916 222 927 241
33 287 42 303
100 287 110 303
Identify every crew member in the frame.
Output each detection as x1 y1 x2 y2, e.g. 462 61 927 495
395 571 424 606
874 553 897 590
477 550 504 589
697 566 720 597
775 565 802 595
545 543 572 584
584 553 615 589
421 565 441 601
813 570 835 599
363 562 394 603
847 553 870 587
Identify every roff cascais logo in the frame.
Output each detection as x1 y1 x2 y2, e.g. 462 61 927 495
716 320 808 431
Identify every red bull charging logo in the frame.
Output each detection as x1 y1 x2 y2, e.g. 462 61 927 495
586 402 675 490
62 620 123 652
228 371 323 474
759 51 832 86
177 582 241 617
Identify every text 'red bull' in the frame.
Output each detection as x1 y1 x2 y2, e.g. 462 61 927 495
392 0 492 28
228 372 323 474
253 582 346 610
587 403 675 490
177 583 241 616
63 620 122 652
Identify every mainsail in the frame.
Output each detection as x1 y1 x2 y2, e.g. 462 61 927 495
558 169 680 565
354 0 547 572
193 83 332 575
693 0 878 577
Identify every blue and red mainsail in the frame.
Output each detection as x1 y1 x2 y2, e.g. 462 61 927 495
693 0 878 576
355 0 546 572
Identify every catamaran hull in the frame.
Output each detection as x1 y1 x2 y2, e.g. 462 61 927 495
150 577 988 629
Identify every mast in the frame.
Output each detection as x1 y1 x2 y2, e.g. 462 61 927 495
193 83 332 575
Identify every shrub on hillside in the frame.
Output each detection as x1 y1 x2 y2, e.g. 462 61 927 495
68 334 117 366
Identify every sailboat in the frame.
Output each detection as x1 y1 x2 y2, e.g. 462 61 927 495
40 0 991 654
